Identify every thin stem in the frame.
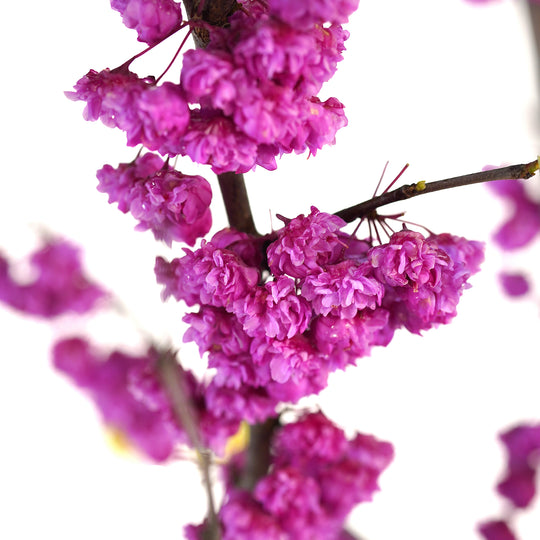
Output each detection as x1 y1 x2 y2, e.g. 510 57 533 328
372 161 389 197
335 159 539 223
116 22 189 71
155 28 193 84
158 352 221 540
217 172 258 235
382 163 409 194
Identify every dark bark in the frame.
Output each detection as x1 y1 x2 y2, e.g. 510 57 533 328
335 160 539 223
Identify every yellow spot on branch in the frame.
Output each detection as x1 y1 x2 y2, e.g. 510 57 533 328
415 181 426 192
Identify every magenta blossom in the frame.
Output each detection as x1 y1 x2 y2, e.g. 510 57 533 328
369 229 450 288
155 241 260 309
499 272 530 297
488 179 540 250
478 520 518 540
268 0 360 29
236 276 312 340
97 153 212 246
0 238 106 318
110 0 183 45
66 67 153 131
53 337 238 460
267 207 346 278
497 423 540 508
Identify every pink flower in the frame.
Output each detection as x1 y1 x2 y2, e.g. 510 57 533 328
97 154 212 246
369 230 449 288
268 0 359 29
488 179 540 250
478 520 518 540
499 272 530 297
267 207 346 279
66 67 153 128
110 0 183 45
237 276 311 340
0 238 106 318
155 241 260 309
135 82 190 155
301 260 384 318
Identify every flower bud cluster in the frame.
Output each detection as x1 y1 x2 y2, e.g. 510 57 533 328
186 411 394 540
156 207 484 422
67 0 357 174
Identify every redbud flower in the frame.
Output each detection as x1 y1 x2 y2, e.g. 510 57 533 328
488 179 540 250
497 423 540 508
53 338 238 460
97 153 212 246
66 67 153 130
0 238 106 318
110 0 183 45
478 520 518 540
52 338 183 461
301 260 384 318
499 272 530 297
179 110 259 174
216 492 284 540
267 207 346 279
237 276 312 340
135 82 190 155
250 334 322 384
183 306 251 357
313 308 392 368
254 467 327 539
268 0 360 29
369 230 449 288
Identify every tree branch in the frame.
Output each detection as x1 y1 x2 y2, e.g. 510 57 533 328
234 417 280 491
335 159 539 223
217 172 258 235
158 351 221 540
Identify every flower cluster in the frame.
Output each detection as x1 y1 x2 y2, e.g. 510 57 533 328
67 0 356 174
156 207 484 423
0 238 106 318
186 411 394 540
97 152 212 246
478 423 540 540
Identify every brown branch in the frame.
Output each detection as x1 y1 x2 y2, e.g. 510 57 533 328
181 0 241 48
158 351 221 540
217 172 258 235
235 417 280 491
335 159 539 223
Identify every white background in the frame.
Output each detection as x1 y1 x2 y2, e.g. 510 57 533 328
1 0 539 539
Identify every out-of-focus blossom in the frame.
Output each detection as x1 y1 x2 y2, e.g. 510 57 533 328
0 238 106 318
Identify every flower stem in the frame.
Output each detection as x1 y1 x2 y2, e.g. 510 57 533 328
158 352 221 540
217 172 258 235
335 159 539 223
